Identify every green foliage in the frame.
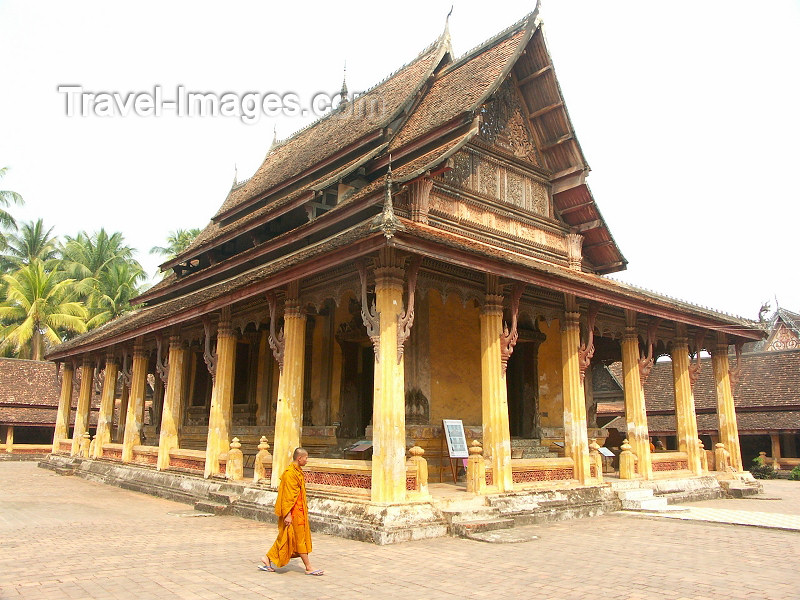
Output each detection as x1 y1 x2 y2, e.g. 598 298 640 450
748 455 777 480
789 465 800 481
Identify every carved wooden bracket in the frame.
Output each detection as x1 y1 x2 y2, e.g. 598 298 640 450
202 316 218 381
397 255 422 364
638 319 661 383
93 358 104 395
728 341 744 393
357 260 380 362
266 291 285 374
500 282 524 376
578 303 599 384
374 161 401 239
155 333 169 387
688 331 706 388
565 233 584 271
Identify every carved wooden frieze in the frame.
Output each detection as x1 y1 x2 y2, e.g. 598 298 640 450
428 191 564 252
478 77 540 166
436 147 550 216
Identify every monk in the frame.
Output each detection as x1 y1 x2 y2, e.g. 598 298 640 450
259 447 324 576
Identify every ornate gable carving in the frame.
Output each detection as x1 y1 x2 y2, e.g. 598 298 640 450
478 78 541 167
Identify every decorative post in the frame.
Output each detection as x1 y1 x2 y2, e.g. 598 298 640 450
53 362 75 453
93 350 119 459
122 339 148 463
698 440 709 474
205 307 237 478
466 440 486 494
619 439 637 479
480 276 514 492
269 283 307 487
670 325 702 475
561 294 592 484
71 357 95 456
589 439 603 483
406 444 429 496
368 249 410 503
225 438 244 481
620 311 653 479
254 436 272 483
79 431 91 458
158 334 188 470
711 333 743 472
714 442 731 472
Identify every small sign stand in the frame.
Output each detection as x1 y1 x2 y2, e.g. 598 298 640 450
440 419 469 483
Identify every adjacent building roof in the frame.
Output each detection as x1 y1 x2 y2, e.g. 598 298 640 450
601 348 800 433
0 358 60 426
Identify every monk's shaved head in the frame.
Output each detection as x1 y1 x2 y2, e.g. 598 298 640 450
293 447 308 461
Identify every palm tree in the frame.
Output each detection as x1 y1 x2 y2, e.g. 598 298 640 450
0 260 87 360
0 166 25 252
86 261 145 329
150 228 201 260
0 219 59 271
59 229 144 328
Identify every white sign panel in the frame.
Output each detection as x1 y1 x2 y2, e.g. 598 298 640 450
442 419 469 459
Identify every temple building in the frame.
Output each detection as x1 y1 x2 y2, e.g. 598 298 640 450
43 7 764 541
601 309 800 472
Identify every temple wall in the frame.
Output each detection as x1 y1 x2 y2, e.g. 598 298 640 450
427 290 482 426
537 318 564 428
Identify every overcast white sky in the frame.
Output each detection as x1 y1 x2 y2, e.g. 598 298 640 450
1 0 798 320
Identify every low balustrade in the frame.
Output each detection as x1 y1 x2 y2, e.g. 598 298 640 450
167 448 207 474
101 443 124 461
764 455 800 470
131 445 159 466
651 451 690 474
0 443 52 455
57 439 72 455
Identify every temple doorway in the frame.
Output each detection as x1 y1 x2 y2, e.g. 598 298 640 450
506 336 542 438
337 341 374 439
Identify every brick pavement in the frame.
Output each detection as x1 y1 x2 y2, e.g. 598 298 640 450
1 462 799 600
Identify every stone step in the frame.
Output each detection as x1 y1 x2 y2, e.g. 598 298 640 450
451 518 515 537
616 488 656 501
208 491 239 505
727 485 761 499
441 507 503 524
194 500 229 515
54 466 76 476
621 496 668 511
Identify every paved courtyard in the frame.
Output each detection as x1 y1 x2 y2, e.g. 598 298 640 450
1 462 799 600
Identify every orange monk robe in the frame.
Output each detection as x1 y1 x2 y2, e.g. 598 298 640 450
266 463 312 567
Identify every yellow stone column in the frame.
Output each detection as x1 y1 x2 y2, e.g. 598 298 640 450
4 425 13 453
480 290 513 492
205 311 237 478
158 334 188 470
52 362 75 453
561 297 592 484
71 357 95 456
620 313 653 479
670 327 702 475
92 351 118 459
122 341 148 462
370 250 408 503
270 286 307 487
711 334 742 472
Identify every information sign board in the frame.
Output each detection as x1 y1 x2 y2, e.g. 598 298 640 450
442 419 469 459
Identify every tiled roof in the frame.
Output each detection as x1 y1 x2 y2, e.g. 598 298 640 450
210 36 449 223
0 359 59 408
608 411 800 434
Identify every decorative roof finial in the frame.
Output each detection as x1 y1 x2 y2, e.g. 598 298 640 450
374 154 401 239
339 61 349 110
268 124 278 153
232 163 238 187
